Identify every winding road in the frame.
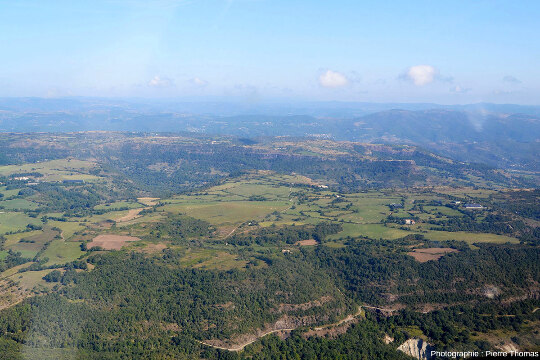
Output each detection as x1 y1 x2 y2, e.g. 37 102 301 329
197 306 363 352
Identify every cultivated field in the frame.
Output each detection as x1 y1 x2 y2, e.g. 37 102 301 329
407 248 459 262
87 234 141 250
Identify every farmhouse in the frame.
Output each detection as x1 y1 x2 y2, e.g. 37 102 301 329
464 203 483 209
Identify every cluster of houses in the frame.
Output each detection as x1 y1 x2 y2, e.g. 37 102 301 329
454 201 484 209
11 176 40 186
9 176 85 186
464 203 484 209
389 200 485 227
62 179 85 184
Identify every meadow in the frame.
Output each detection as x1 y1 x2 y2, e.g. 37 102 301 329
0 159 99 181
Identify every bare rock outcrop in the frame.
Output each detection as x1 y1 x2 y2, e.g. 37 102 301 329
397 338 434 360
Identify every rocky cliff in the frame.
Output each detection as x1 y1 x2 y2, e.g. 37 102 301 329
397 338 434 360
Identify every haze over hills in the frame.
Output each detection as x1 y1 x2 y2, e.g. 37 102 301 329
2 97 540 116
1 98 538 171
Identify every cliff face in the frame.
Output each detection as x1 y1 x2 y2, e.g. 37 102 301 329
397 338 434 360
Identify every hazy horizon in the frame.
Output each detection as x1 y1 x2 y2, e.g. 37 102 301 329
2 96 540 108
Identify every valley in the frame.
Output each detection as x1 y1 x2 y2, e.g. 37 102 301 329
0 133 538 359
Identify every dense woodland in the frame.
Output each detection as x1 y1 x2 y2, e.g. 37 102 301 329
146 215 216 243
227 223 342 246
0 243 538 359
309 240 540 305
0 250 353 359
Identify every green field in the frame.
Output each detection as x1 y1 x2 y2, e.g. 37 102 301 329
163 200 291 227
0 159 103 183
1 198 40 210
0 212 42 234
47 221 86 240
7 228 58 255
39 240 85 265
0 186 22 198
9 268 59 291
0 159 95 176
423 206 463 217
4 230 42 247
326 222 519 245
328 223 411 240
420 230 519 244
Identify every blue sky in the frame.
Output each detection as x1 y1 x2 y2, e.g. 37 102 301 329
0 0 539 104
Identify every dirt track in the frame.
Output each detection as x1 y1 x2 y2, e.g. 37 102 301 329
197 306 363 352
197 328 296 352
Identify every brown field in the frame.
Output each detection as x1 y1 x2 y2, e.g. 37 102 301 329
138 197 160 206
139 243 168 253
407 247 458 262
88 234 140 250
92 220 115 229
116 208 147 222
296 239 318 246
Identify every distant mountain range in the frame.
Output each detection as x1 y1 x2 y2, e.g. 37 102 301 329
0 97 538 170
1 97 540 116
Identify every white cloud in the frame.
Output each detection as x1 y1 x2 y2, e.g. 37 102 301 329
190 77 208 86
404 65 436 86
319 70 349 88
148 76 173 88
450 85 470 94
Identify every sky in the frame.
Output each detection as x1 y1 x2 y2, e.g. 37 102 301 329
0 0 539 104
